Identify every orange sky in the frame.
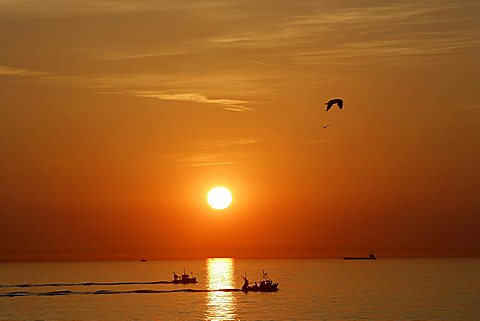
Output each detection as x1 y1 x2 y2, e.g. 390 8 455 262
1 0 479 261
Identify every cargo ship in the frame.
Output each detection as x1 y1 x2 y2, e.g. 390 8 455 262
343 253 377 260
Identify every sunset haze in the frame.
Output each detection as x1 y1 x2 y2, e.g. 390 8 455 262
1 0 479 261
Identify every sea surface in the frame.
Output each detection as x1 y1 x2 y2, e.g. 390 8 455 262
1 258 479 320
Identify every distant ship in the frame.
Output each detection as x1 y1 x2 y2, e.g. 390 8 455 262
172 270 198 284
343 253 377 260
140 259 148 263
242 270 279 292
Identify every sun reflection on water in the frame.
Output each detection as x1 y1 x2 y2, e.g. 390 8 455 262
205 258 236 321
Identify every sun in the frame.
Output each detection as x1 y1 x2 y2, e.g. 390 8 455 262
207 186 232 210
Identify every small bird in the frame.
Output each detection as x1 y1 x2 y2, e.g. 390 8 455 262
322 124 330 128
325 98 343 111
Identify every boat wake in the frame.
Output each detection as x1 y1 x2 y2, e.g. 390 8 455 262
0 280 176 289
0 288 242 298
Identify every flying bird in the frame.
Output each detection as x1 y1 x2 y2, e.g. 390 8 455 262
322 124 330 128
325 98 343 111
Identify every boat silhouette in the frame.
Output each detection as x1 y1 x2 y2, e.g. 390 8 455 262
343 253 377 260
242 270 279 292
172 270 198 284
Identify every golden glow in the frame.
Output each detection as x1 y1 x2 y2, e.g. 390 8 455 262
1 0 478 262
205 258 236 321
207 186 232 210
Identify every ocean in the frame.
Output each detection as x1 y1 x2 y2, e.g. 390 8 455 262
1 258 479 320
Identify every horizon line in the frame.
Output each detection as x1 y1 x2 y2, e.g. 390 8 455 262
2 254 480 263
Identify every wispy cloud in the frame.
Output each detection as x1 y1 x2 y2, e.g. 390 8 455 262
0 0 241 18
0 64 256 111
172 153 238 167
80 48 193 61
291 34 480 65
189 138 258 147
296 139 332 145
187 161 238 167
0 65 51 77
0 0 148 17
201 1 480 65
286 1 475 28
125 91 250 112
251 60 267 66
284 1 480 64
1 0 479 110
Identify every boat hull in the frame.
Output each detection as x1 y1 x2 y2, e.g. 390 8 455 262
242 283 279 292
172 278 197 284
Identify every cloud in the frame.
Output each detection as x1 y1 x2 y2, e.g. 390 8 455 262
0 65 51 77
2 0 479 110
0 0 150 17
201 1 480 65
189 138 258 147
284 1 480 64
0 63 257 111
80 48 193 61
290 35 480 65
125 91 251 112
172 153 238 167
0 0 239 18
251 60 267 66
187 161 238 167
296 139 331 145
0 62 259 111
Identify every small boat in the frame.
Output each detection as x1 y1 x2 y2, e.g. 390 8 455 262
242 270 279 292
343 253 377 260
172 270 198 284
140 259 148 263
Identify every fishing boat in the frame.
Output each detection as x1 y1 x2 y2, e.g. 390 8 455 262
242 270 279 292
343 253 377 260
172 270 198 284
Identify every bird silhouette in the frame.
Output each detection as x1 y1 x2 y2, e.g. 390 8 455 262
322 124 330 128
325 98 343 111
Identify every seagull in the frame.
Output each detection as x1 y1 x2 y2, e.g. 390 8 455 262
325 98 343 111
322 124 330 128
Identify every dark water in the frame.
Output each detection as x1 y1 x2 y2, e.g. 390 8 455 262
1 258 479 320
